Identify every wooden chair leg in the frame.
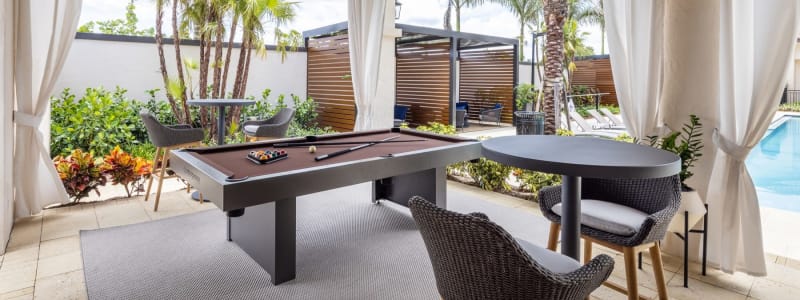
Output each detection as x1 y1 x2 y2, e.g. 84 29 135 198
547 223 560 251
198 193 204 203
144 147 161 202
584 239 592 264
186 183 191 193
154 149 170 212
649 243 669 300
623 247 638 300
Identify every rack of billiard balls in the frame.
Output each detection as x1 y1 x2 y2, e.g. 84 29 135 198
247 149 288 164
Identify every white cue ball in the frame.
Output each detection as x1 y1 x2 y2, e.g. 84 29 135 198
309 145 317 153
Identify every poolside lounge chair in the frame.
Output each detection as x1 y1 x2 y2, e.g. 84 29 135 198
600 108 625 127
587 109 625 130
568 111 623 138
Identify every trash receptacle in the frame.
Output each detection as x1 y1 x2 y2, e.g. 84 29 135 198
514 111 545 135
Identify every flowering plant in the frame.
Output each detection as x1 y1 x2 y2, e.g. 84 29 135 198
54 149 107 202
100 146 152 197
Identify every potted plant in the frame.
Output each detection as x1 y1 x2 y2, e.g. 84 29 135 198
647 114 706 231
647 114 704 190
515 83 536 111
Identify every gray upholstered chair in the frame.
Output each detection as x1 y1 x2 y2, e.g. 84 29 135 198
242 108 295 141
139 109 204 211
539 175 681 300
479 103 503 126
409 196 614 300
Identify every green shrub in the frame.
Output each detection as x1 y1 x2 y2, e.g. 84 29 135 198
50 87 140 157
779 102 800 112
614 132 634 143
556 128 575 136
467 158 513 191
415 122 457 135
513 168 561 194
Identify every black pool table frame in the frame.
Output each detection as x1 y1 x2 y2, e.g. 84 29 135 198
169 128 481 284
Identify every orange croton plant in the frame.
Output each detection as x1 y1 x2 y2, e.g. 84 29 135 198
54 149 107 203
100 146 152 198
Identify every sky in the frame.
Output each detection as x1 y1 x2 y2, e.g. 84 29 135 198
78 0 605 59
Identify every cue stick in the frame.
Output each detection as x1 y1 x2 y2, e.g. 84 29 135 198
273 139 425 148
314 136 400 161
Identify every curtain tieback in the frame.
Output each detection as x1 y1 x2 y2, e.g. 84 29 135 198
12 111 43 128
712 128 749 162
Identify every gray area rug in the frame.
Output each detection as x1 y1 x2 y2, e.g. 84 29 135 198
81 183 551 299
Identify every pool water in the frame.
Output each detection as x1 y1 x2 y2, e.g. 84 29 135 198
746 116 800 212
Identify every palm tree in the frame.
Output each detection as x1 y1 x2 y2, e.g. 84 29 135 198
444 0 486 32
542 0 566 134
155 0 186 124
492 0 542 62
568 0 604 54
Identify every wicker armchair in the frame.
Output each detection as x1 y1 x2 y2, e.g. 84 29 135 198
479 103 503 126
409 196 614 300
243 108 295 141
539 175 681 300
139 109 204 211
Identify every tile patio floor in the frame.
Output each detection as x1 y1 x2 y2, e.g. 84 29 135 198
2 180 800 299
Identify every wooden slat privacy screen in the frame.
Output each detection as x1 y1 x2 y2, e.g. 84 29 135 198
307 34 356 132
458 47 516 124
395 41 452 126
572 57 618 106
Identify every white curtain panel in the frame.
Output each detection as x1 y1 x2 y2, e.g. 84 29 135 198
603 0 666 141
706 0 800 276
0 0 14 254
13 0 81 217
348 0 387 131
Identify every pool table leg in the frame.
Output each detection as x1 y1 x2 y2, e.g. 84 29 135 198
372 167 447 208
228 198 296 285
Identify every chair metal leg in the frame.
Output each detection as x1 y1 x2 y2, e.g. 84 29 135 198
684 211 689 288
650 243 669 300
144 147 161 202
547 223 560 251
154 149 170 212
623 247 638 300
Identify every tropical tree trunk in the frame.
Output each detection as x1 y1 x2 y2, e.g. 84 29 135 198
455 4 461 31
155 0 183 124
220 15 238 98
542 0 566 134
518 24 525 62
172 0 191 124
211 9 225 99
232 34 248 99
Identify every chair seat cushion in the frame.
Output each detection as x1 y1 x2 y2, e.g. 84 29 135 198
243 125 258 134
515 238 581 274
551 199 648 236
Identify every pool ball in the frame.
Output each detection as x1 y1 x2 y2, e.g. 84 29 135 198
309 146 317 153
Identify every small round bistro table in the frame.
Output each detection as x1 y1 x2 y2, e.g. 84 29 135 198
481 135 680 260
186 99 256 146
186 99 255 202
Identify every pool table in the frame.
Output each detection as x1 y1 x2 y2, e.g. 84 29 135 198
169 128 481 284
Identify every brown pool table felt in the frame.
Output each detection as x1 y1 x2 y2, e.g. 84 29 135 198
185 131 468 180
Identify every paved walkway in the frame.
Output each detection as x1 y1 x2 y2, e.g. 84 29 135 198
2 181 800 299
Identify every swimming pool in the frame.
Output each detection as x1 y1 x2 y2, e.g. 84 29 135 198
746 116 800 211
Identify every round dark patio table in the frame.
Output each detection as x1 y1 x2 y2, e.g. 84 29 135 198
481 135 680 260
187 99 256 146
186 99 255 202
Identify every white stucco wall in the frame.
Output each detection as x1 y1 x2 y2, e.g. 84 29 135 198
53 36 307 103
